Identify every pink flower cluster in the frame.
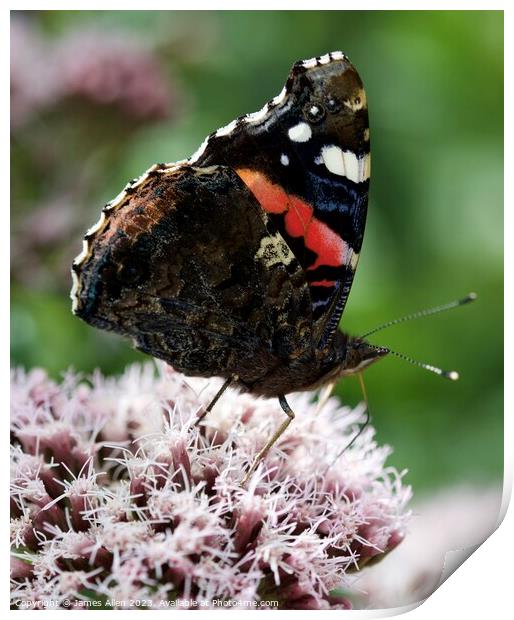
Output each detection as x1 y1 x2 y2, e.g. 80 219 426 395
11 18 173 129
10 363 411 609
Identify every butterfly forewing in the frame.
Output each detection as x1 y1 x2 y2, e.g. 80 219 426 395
191 52 370 346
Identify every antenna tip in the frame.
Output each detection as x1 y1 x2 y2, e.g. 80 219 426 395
447 370 460 381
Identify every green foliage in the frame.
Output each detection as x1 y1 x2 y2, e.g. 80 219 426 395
11 10 503 493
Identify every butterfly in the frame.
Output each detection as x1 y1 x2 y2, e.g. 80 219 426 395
71 52 388 481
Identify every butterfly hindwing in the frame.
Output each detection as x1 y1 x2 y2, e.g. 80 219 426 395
72 165 313 382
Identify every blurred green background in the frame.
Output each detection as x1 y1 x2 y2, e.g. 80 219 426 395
11 10 503 495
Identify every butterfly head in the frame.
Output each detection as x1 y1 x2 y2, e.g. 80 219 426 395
338 336 389 377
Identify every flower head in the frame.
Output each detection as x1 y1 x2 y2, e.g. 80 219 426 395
11 362 410 609
10 18 175 130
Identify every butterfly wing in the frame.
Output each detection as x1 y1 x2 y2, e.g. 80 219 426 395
190 52 370 347
72 52 369 391
72 165 312 382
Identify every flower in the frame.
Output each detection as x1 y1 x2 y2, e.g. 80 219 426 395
54 30 173 121
11 17 175 130
10 362 411 610
10 18 59 129
353 484 502 608
10 17 181 292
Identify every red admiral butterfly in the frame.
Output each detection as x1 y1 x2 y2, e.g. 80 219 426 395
71 52 472 482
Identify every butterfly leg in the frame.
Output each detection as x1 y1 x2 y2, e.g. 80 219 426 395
325 372 371 471
240 394 295 486
342 372 371 451
195 375 238 426
315 381 336 414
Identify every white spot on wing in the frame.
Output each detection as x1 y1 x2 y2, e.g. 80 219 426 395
245 105 269 124
129 173 147 189
73 239 90 266
272 86 287 106
341 151 361 182
256 234 294 267
280 154 289 166
302 57 318 69
288 122 312 143
128 163 159 190
85 212 107 237
320 145 345 176
104 189 127 211
215 119 238 137
320 145 370 183
70 270 80 312
162 160 187 171
189 136 210 164
330 51 346 61
358 153 371 181
302 51 347 70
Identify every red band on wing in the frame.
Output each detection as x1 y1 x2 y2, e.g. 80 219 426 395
309 279 336 287
236 168 348 271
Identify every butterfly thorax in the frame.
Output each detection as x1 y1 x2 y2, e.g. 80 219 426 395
233 332 388 397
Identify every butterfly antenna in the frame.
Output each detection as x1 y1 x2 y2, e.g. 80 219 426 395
360 292 477 339
367 343 459 380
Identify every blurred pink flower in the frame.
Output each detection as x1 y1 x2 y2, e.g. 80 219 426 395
10 18 59 129
54 30 173 121
11 363 411 609
10 16 180 294
11 17 174 129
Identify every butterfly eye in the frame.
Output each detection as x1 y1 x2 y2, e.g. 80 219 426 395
303 103 325 123
325 95 342 113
